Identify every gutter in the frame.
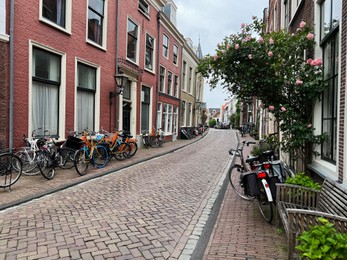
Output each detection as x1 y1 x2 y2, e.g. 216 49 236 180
9 0 14 148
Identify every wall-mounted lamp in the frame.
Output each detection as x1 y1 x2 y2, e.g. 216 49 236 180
109 71 128 105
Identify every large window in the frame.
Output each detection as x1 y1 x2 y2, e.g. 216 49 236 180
159 66 166 92
163 34 169 58
182 61 186 90
77 62 97 132
181 100 186 126
173 45 178 65
157 103 162 129
145 34 154 71
141 86 150 131
320 0 340 163
167 72 172 95
174 75 179 98
163 104 172 134
87 0 105 46
138 0 149 15
42 0 66 27
127 19 138 62
32 48 61 136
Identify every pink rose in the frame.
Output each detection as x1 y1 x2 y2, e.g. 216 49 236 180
269 105 275 111
307 58 313 65
258 36 264 44
268 51 273 57
226 44 231 50
213 54 218 61
241 23 246 28
306 33 314 40
281 106 286 112
300 21 306 28
312 58 323 66
269 38 274 45
295 79 303 85
235 44 240 50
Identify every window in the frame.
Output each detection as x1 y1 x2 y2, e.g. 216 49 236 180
173 45 178 65
163 104 172 134
188 67 193 93
188 102 192 126
174 75 179 97
138 0 149 15
127 19 138 62
159 66 166 92
141 86 150 131
181 100 186 126
122 79 131 100
182 61 186 90
145 34 154 70
320 0 340 163
32 48 61 136
173 107 178 135
320 0 341 40
0 0 6 37
163 34 169 58
77 62 97 132
157 103 162 129
88 0 105 46
42 0 66 27
167 72 172 95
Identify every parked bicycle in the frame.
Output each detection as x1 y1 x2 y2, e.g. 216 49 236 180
0 149 22 189
74 131 109 176
119 130 138 158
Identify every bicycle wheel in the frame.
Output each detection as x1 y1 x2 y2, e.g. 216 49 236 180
74 149 89 176
150 136 160 148
0 153 22 188
15 149 40 175
126 142 138 157
228 164 253 201
38 151 56 180
256 185 274 223
142 135 149 149
114 143 131 161
92 145 108 168
58 147 76 169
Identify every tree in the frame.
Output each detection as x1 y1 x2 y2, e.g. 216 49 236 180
198 18 327 169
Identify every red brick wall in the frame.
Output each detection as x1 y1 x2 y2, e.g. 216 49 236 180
338 0 347 182
12 0 117 147
0 41 8 149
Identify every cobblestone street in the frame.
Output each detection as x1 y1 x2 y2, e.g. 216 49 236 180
0 129 235 259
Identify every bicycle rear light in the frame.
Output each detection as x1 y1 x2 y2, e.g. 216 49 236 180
263 163 271 169
257 171 267 179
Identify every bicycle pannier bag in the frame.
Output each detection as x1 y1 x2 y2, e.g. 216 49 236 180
241 172 260 196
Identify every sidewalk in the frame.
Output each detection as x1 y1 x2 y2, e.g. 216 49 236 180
0 133 203 211
203 133 287 259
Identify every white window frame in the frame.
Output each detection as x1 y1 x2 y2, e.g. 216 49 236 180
0 0 9 41
28 41 67 139
126 17 140 64
86 0 108 50
74 58 101 132
157 103 162 129
39 0 72 34
163 34 169 58
138 0 150 16
145 33 155 72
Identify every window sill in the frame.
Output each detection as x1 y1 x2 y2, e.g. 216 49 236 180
40 19 71 35
86 40 107 52
0 33 9 42
308 159 337 181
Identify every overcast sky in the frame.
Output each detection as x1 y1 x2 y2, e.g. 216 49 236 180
174 0 268 108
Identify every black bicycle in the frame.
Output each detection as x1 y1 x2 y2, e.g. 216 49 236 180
0 149 22 189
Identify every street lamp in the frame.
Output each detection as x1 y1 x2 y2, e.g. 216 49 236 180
109 71 128 105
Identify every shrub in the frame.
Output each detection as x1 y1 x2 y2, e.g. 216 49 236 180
285 172 321 190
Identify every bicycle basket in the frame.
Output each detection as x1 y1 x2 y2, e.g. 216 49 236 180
65 136 84 150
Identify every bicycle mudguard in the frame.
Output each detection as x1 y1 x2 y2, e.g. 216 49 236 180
260 179 273 202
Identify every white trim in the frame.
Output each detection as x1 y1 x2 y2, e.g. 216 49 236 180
28 40 66 139
39 0 72 35
85 0 108 51
74 58 101 132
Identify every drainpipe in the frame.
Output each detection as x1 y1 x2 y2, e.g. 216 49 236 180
115 0 119 130
9 0 15 149
155 12 161 129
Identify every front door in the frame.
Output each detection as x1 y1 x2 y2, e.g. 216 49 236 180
123 102 131 132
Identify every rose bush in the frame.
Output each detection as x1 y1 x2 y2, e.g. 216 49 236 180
198 17 327 166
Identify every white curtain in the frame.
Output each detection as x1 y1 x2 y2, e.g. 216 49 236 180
32 81 58 135
77 91 94 132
